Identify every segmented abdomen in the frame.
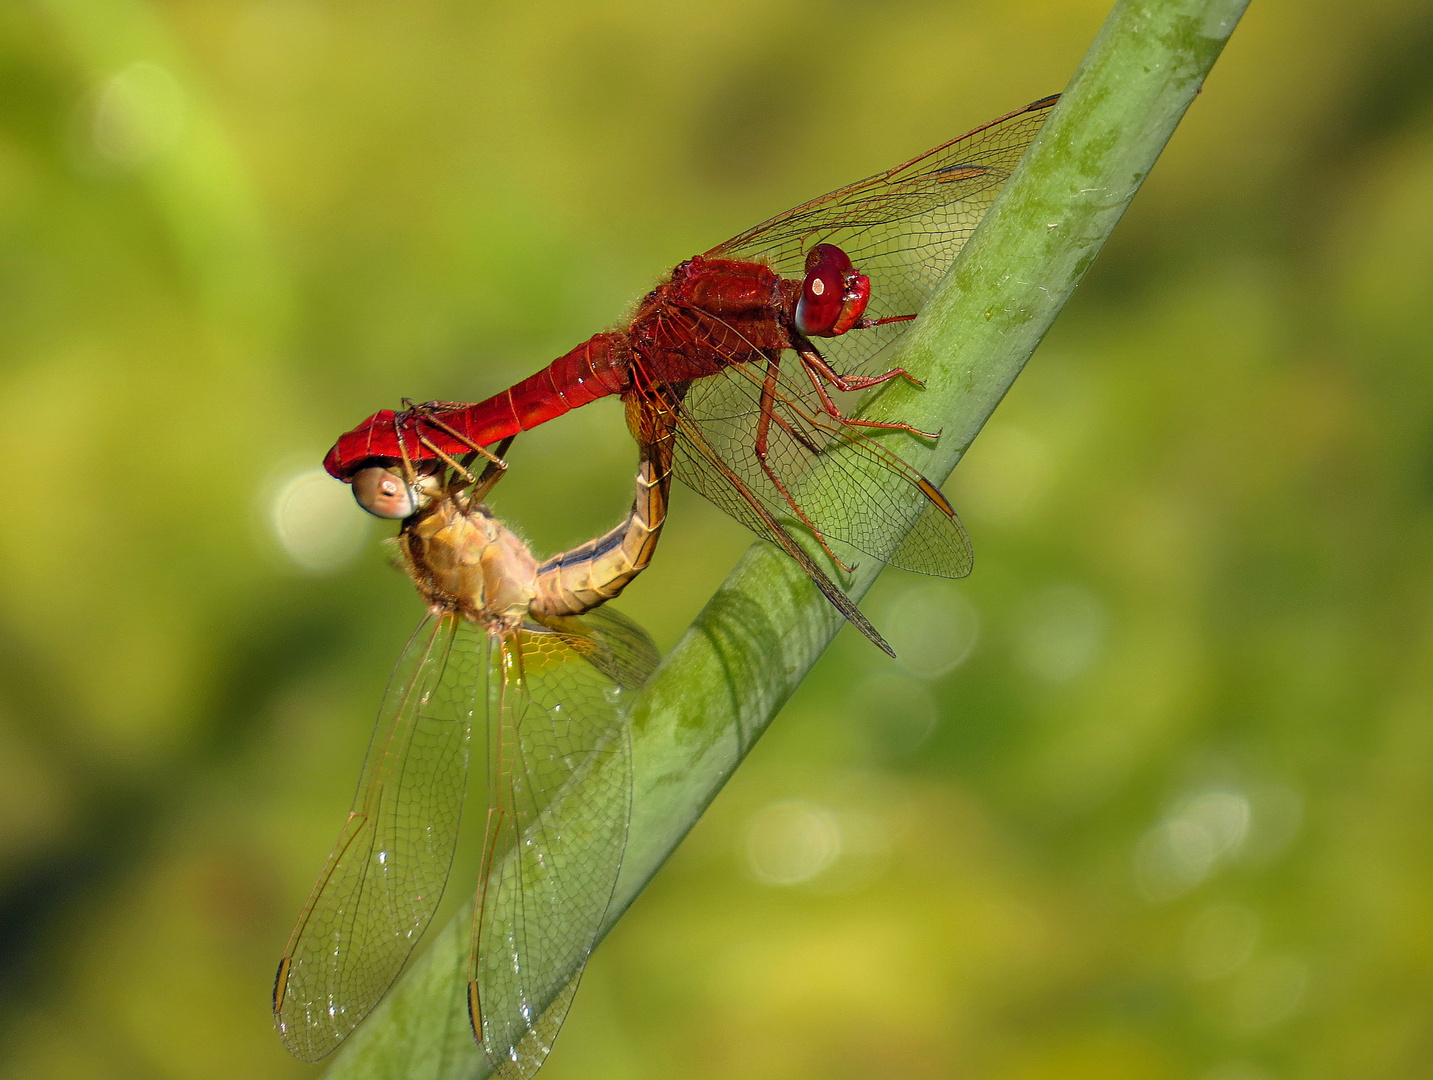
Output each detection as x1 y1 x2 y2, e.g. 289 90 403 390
531 427 673 617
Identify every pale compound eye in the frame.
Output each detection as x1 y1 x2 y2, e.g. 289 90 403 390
350 466 433 519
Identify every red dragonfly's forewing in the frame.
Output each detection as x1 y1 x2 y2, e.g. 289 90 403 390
274 613 482 1062
471 608 655 1079
646 386 895 652
667 309 974 582
707 95 1059 380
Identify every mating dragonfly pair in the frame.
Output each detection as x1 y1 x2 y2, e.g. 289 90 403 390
275 95 1057 1077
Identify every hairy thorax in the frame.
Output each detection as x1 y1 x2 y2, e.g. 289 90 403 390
624 256 799 383
400 500 537 630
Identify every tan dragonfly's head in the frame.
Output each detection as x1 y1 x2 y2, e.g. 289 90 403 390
350 464 442 519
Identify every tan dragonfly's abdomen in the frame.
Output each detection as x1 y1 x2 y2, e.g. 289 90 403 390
531 432 672 618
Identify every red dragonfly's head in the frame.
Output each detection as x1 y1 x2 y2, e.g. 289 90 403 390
794 243 871 338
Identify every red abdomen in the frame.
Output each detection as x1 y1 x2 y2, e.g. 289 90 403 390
323 333 632 478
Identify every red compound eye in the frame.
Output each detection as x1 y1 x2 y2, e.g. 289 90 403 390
794 243 870 337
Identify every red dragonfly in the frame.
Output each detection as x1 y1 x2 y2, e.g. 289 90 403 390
325 96 1057 652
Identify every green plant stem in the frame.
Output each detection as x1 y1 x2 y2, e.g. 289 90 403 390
323 1 1249 1075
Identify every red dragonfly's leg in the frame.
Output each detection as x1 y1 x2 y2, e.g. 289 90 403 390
764 402 827 457
384 399 515 498
793 331 925 393
388 407 425 488
794 344 939 441
462 436 516 508
753 354 857 574
407 402 510 472
417 435 479 484
422 420 505 470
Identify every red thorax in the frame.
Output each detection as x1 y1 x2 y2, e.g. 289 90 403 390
324 248 868 479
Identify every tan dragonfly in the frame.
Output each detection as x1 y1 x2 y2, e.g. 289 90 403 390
274 418 672 1078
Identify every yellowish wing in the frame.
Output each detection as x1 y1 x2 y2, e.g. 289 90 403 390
274 613 483 1062
470 613 656 1079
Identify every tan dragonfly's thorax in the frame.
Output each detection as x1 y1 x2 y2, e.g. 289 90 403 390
399 499 537 631
397 421 672 628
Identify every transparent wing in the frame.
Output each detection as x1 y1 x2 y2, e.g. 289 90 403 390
668 333 973 579
549 604 662 691
656 392 895 652
707 95 1057 378
471 614 655 1079
274 613 483 1062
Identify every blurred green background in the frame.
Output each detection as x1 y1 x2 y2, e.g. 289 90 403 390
2 0 1432 1077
